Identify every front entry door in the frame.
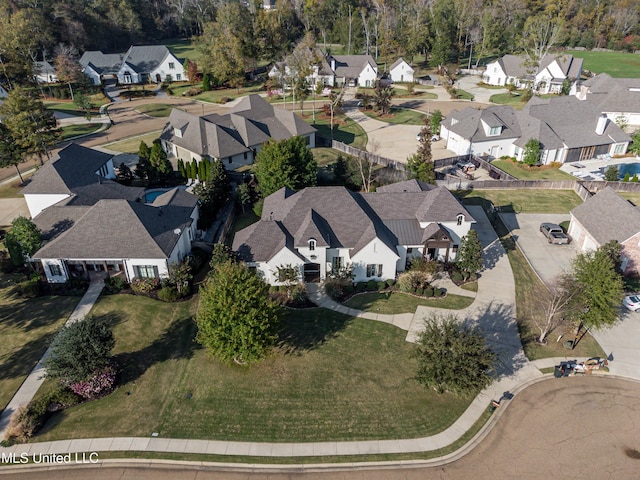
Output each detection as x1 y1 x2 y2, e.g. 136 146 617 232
304 263 321 283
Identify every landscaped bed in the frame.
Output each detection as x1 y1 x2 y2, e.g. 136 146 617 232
344 291 474 314
32 294 473 443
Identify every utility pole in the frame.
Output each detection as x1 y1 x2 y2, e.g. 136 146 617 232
348 5 352 55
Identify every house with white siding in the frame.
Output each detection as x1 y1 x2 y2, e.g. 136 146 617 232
160 94 316 170
79 45 185 85
574 73 640 128
232 180 475 285
22 143 199 283
389 58 414 83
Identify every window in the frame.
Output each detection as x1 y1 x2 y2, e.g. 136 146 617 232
457 214 464 226
176 74 182 80
174 128 182 138
228 157 232 164
614 143 626 154
168 62 175 70
366 264 383 277
489 126 501 136
407 248 413 254
579 146 596 161
48 264 62 276
308 239 316 251
134 265 158 279
332 256 343 270
452 244 459 253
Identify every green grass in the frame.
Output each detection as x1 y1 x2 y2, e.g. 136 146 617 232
0 173 34 198
311 115 368 149
459 197 605 360
135 103 174 117
33 295 473 443
618 192 640 206
453 89 474 100
491 159 575 180
0 271 79 411
229 210 260 244
312 147 344 166
44 93 109 115
165 38 201 63
362 107 426 125
461 281 478 293
457 189 582 214
101 131 162 153
344 291 475 314
489 93 526 108
60 123 103 140
169 82 265 103
568 50 640 78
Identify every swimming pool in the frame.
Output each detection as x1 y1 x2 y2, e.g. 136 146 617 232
145 189 171 203
616 163 640 178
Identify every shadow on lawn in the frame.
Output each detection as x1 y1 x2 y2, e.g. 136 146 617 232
277 309 351 355
114 315 199 384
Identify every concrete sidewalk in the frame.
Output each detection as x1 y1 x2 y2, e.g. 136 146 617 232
0 280 105 439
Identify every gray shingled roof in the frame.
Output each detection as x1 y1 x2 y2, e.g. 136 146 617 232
571 187 640 245
376 179 436 193
21 143 144 204
120 45 175 73
33 206 92 241
523 96 630 148
161 95 315 159
331 55 377 79
233 184 474 263
389 58 413 72
442 106 521 143
579 73 640 116
33 198 194 260
498 53 582 79
79 51 124 75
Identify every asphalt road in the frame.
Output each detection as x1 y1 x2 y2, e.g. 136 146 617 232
6 377 640 480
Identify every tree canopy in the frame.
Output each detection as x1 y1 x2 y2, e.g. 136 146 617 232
196 260 280 365
456 230 483 279
522 138 541 167
44 316 115 384
407 121 435 184
5 216 42 266
414 314 496 396
254 136 317 198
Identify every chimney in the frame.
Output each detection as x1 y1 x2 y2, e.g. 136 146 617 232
595 114 608 135
330 57 336 72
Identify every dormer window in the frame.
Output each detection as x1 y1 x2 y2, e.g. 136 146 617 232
489 126 501 136
308 239 316 251
457 214 464 226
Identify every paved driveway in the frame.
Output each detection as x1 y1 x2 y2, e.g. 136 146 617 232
0 197 29 226
500 213 577 287
592 309 640 378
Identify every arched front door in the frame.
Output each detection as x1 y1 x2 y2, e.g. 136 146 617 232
304 263 321 283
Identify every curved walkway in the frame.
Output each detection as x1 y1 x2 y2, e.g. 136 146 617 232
0 207 542 461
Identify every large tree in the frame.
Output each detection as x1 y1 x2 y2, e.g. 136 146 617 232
196 260 280 365
407 121 435 184
456 229 483 279
5 216 41 267
571 242 624 330
413 314 496 395
373 83 394 116
253 136 317 198
0 87 60 165
193 159 231 227
535 273 576 344
0 123 27 183
54 45 82 100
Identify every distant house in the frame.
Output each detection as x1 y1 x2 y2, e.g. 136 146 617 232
267 49 335 87
441 96 630 163
575 73 640 128
35 61 58 84
232 180 474 285
79 45 185 85
483 54 583 94
160 94 316 170
569 187 640 274
329 55 378 87
389 58 414 83
23 143 199 283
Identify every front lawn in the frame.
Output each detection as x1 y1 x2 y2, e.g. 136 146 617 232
101 131 162 153
169 82 265 104
362 107 426 125
136 103 174 117
457 189 583 214
0 271 79 411
310 115 368 149
491 159 575 180
60 123 103 140
489 93 526 108
344 291 475 314
33 295 472 443
568 50 640 78
0 174 34 198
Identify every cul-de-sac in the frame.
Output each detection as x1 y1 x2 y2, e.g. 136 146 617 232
1 1 640 478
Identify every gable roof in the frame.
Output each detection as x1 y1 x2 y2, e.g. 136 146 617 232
79 51 124 75
33 198 195 260
376 179 436 193
442 106 522 142
579 73 640 115
331 55 377 79
161 95 316 158
120 45 178 74
571 187 640 245
494 53 581 80
389 58 414 73
21 143 144 204
233 183 474 263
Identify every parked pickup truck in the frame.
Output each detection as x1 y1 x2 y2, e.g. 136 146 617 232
540 223 570 244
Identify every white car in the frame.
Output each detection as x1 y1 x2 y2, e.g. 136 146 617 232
623 295 640 311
